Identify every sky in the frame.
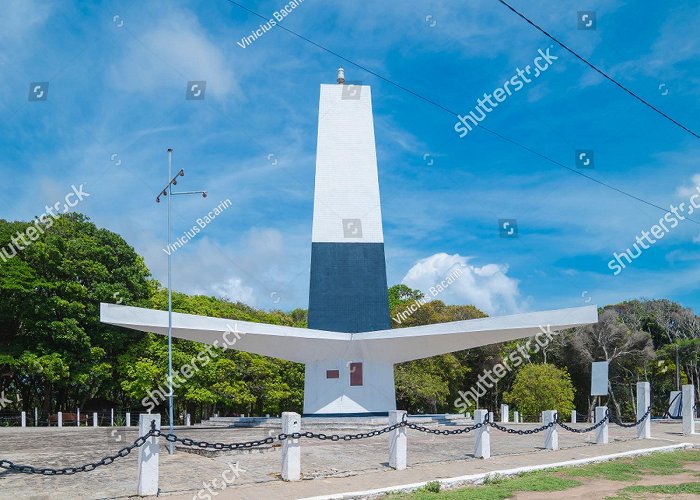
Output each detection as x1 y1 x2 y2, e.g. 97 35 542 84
1 0 699 316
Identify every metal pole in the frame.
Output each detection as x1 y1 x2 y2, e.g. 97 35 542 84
167 148 174 455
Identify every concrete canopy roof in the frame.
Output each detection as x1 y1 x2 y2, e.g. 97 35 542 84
100 303 597 364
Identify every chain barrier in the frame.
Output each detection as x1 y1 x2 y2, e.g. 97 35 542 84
557 411 609 433
0 425 158 475
609 405 652 428
488 418 556 435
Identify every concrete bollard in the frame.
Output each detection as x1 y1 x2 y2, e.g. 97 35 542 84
137 413 161 496
474 409 491 459
571 410 577 423
514 411 519 424
465 412 471 420
93 412 98 427
185 413 191 427
111 408 114 427
126 412 131 428
388 410 407 470
595 406 608 444
34 408 38 427
21 411 26 428
501 404 509 423
637 382 651 439
682 384 695 435
542 410 558 450
57 412 63 428
77 408 80 427
488 411 494 423
281 412 301 481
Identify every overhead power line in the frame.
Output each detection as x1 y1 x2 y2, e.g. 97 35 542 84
497 0 700 140
223 0 700 225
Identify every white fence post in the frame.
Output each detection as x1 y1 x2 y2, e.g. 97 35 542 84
595 406 608 444
500 404 509 423
126 412 131 428
513 411 519 424
185 413 191 427
57 411 63 428
388 410 407 470
281 412 301 481
21 411 26 428
571 410 577 423
636 381 651 439
137 413 160 496
474 409 491 459
542 410 558 450
682 384 695 435
34 407 38 427
77 408 80 427
93 412 98 427
111 408 114 427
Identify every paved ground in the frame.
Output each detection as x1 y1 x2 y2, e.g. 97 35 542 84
0 420 697 499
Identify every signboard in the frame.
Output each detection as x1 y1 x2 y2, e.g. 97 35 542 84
590 361 609 396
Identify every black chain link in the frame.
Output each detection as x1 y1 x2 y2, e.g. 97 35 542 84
609 405 652 428
488 418 556 435
0 423 157 475
558 411 609 433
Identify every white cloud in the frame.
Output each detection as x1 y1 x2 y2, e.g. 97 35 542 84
107 9 240 100
401 253 523 315
676 173 700 198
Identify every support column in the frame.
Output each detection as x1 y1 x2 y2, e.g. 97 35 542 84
388 410 407 470
636 381 651 439
137 413 160 496
513 411 519 424
34 407 38 427
57 411 63 428
281 412 301 481
77 408 80 427
500 404 509 423
93 412 98 427
542 410 558 450
21 411 26 428
474 409 491 459
185 413 191 427
682 384 695 435
126 412 131 428
595 406 608 444
571 410 577 423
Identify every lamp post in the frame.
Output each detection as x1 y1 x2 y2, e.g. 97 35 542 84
156 148 207 454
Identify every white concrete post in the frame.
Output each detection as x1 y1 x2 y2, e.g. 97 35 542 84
513 411 519 424
682 384 695 435
488 411 494 423
21 411 26 428
500 404 509 423
137 413 160 496
465 412 471 420
185 413 191 427
595 406 608 444
281 412 301 481
34 407 38 427
77 408 80 427
474 409 491 459
636 381 651 439
542 410 558 450
126 412 131 428
571 410 577 423
111 408 114 427
388 410 407 470
57 411 63 428
93 412 98 427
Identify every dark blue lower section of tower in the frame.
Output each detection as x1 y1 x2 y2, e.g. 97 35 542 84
308 242 390 333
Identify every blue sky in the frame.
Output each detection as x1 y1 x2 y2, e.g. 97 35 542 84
2 0 699 316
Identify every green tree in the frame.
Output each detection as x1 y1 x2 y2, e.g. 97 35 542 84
504 363 575 421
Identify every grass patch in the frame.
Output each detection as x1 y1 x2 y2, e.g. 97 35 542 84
607 482 700 499
387 470 580 500
563 449 700 481
391 449 700 499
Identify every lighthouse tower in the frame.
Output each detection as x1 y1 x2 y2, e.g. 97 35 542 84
305 69 393 415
